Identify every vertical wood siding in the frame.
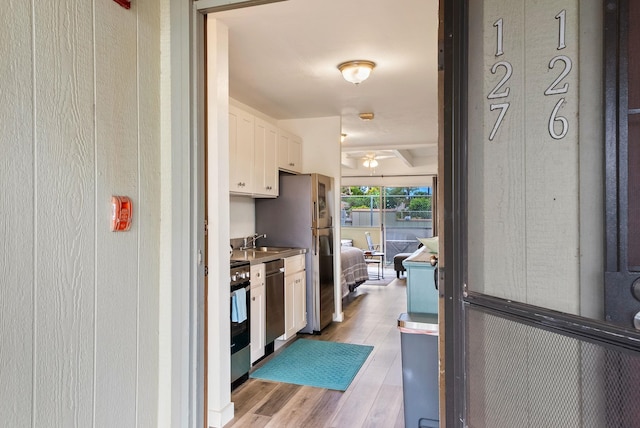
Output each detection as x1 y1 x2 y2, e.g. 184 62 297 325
466 1 604 427
136 0 162 425
1 2 35 427
469 0 580 313
0 1 161 427
33 0 95 425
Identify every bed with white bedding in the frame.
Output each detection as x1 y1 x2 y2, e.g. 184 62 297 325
340 246 369 296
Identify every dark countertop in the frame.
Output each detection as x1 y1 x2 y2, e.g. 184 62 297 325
230 247 307 265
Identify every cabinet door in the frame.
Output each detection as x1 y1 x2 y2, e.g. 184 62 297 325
277 129 303 173
283 273 296 339
292 270 307 331
277 130 291 171
250 265 266 363
250 285 265 363
284 254 306 335
229 105 254 194
254 118 278 197
288 135 302 173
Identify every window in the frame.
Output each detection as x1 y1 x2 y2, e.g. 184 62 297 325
340 186 433 261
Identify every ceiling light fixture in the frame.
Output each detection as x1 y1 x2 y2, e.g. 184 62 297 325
363 158 378 168
363 156 378 169
359 112 374 121
337 60 376 85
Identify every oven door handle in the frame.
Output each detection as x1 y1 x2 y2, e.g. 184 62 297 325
230 285 250 298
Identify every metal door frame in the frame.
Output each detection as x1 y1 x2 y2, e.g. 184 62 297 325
441 0 467 424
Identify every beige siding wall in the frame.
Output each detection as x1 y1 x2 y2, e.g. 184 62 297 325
0 1 161 426
468 0 603 316
466 1 605 426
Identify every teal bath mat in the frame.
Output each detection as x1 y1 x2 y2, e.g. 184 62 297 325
250 339 374 391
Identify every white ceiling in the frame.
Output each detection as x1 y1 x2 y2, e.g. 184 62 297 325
211 0 439 167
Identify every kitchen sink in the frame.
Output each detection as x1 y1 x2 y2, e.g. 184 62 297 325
231 246 296 262
253 246 290 253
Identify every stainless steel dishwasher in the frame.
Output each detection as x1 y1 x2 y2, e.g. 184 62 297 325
264 259 285 346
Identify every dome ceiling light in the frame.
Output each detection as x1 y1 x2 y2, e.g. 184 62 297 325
337 60 376 85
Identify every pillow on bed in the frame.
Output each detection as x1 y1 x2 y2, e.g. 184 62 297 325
418 236 439 254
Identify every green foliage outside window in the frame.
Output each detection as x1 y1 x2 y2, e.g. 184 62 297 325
409 197 431 212
341 186 433 224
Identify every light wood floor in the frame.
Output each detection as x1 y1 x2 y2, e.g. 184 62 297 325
225 268 408 428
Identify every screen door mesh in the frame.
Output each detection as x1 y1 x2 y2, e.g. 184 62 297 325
466 307 640 428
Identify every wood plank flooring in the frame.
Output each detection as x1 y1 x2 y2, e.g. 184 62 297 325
224 268 408 428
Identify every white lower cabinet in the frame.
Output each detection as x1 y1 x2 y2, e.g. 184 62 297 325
282 254 306 340
291 270 306 333
250 264 266 363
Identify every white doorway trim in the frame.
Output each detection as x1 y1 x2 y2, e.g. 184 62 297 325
159 1 207 428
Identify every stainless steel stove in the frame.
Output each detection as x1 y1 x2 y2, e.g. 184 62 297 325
230 260 251 389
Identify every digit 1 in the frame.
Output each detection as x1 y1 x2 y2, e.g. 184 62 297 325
494 18 504 56
556 10 566 50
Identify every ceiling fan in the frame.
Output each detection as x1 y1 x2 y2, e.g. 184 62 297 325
361 151 396 168
362 154 379 169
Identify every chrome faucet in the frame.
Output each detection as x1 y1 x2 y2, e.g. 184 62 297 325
241 233 266 250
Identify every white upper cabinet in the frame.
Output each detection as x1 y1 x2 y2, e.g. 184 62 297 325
229 102 303 197
253 118 278 197
278 128 303 173
229 105 254 195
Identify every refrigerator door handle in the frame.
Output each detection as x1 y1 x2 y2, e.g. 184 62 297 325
312 201 317 229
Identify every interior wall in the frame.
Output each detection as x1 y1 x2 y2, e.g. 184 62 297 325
1 1 161 427
279 116 342 178
230 195 256 238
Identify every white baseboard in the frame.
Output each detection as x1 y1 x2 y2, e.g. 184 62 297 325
208 401 234 427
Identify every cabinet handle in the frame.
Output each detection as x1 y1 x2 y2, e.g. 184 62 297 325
289 162 295 166
252 297 256 301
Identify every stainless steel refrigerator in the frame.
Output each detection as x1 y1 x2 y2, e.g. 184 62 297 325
255 173 335 334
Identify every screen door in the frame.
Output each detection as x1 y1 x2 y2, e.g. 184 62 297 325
442 0 640 426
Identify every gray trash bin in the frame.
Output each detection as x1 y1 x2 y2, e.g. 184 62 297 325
398 312 439 428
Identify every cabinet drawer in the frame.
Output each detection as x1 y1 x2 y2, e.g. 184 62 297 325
284 254 305 274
